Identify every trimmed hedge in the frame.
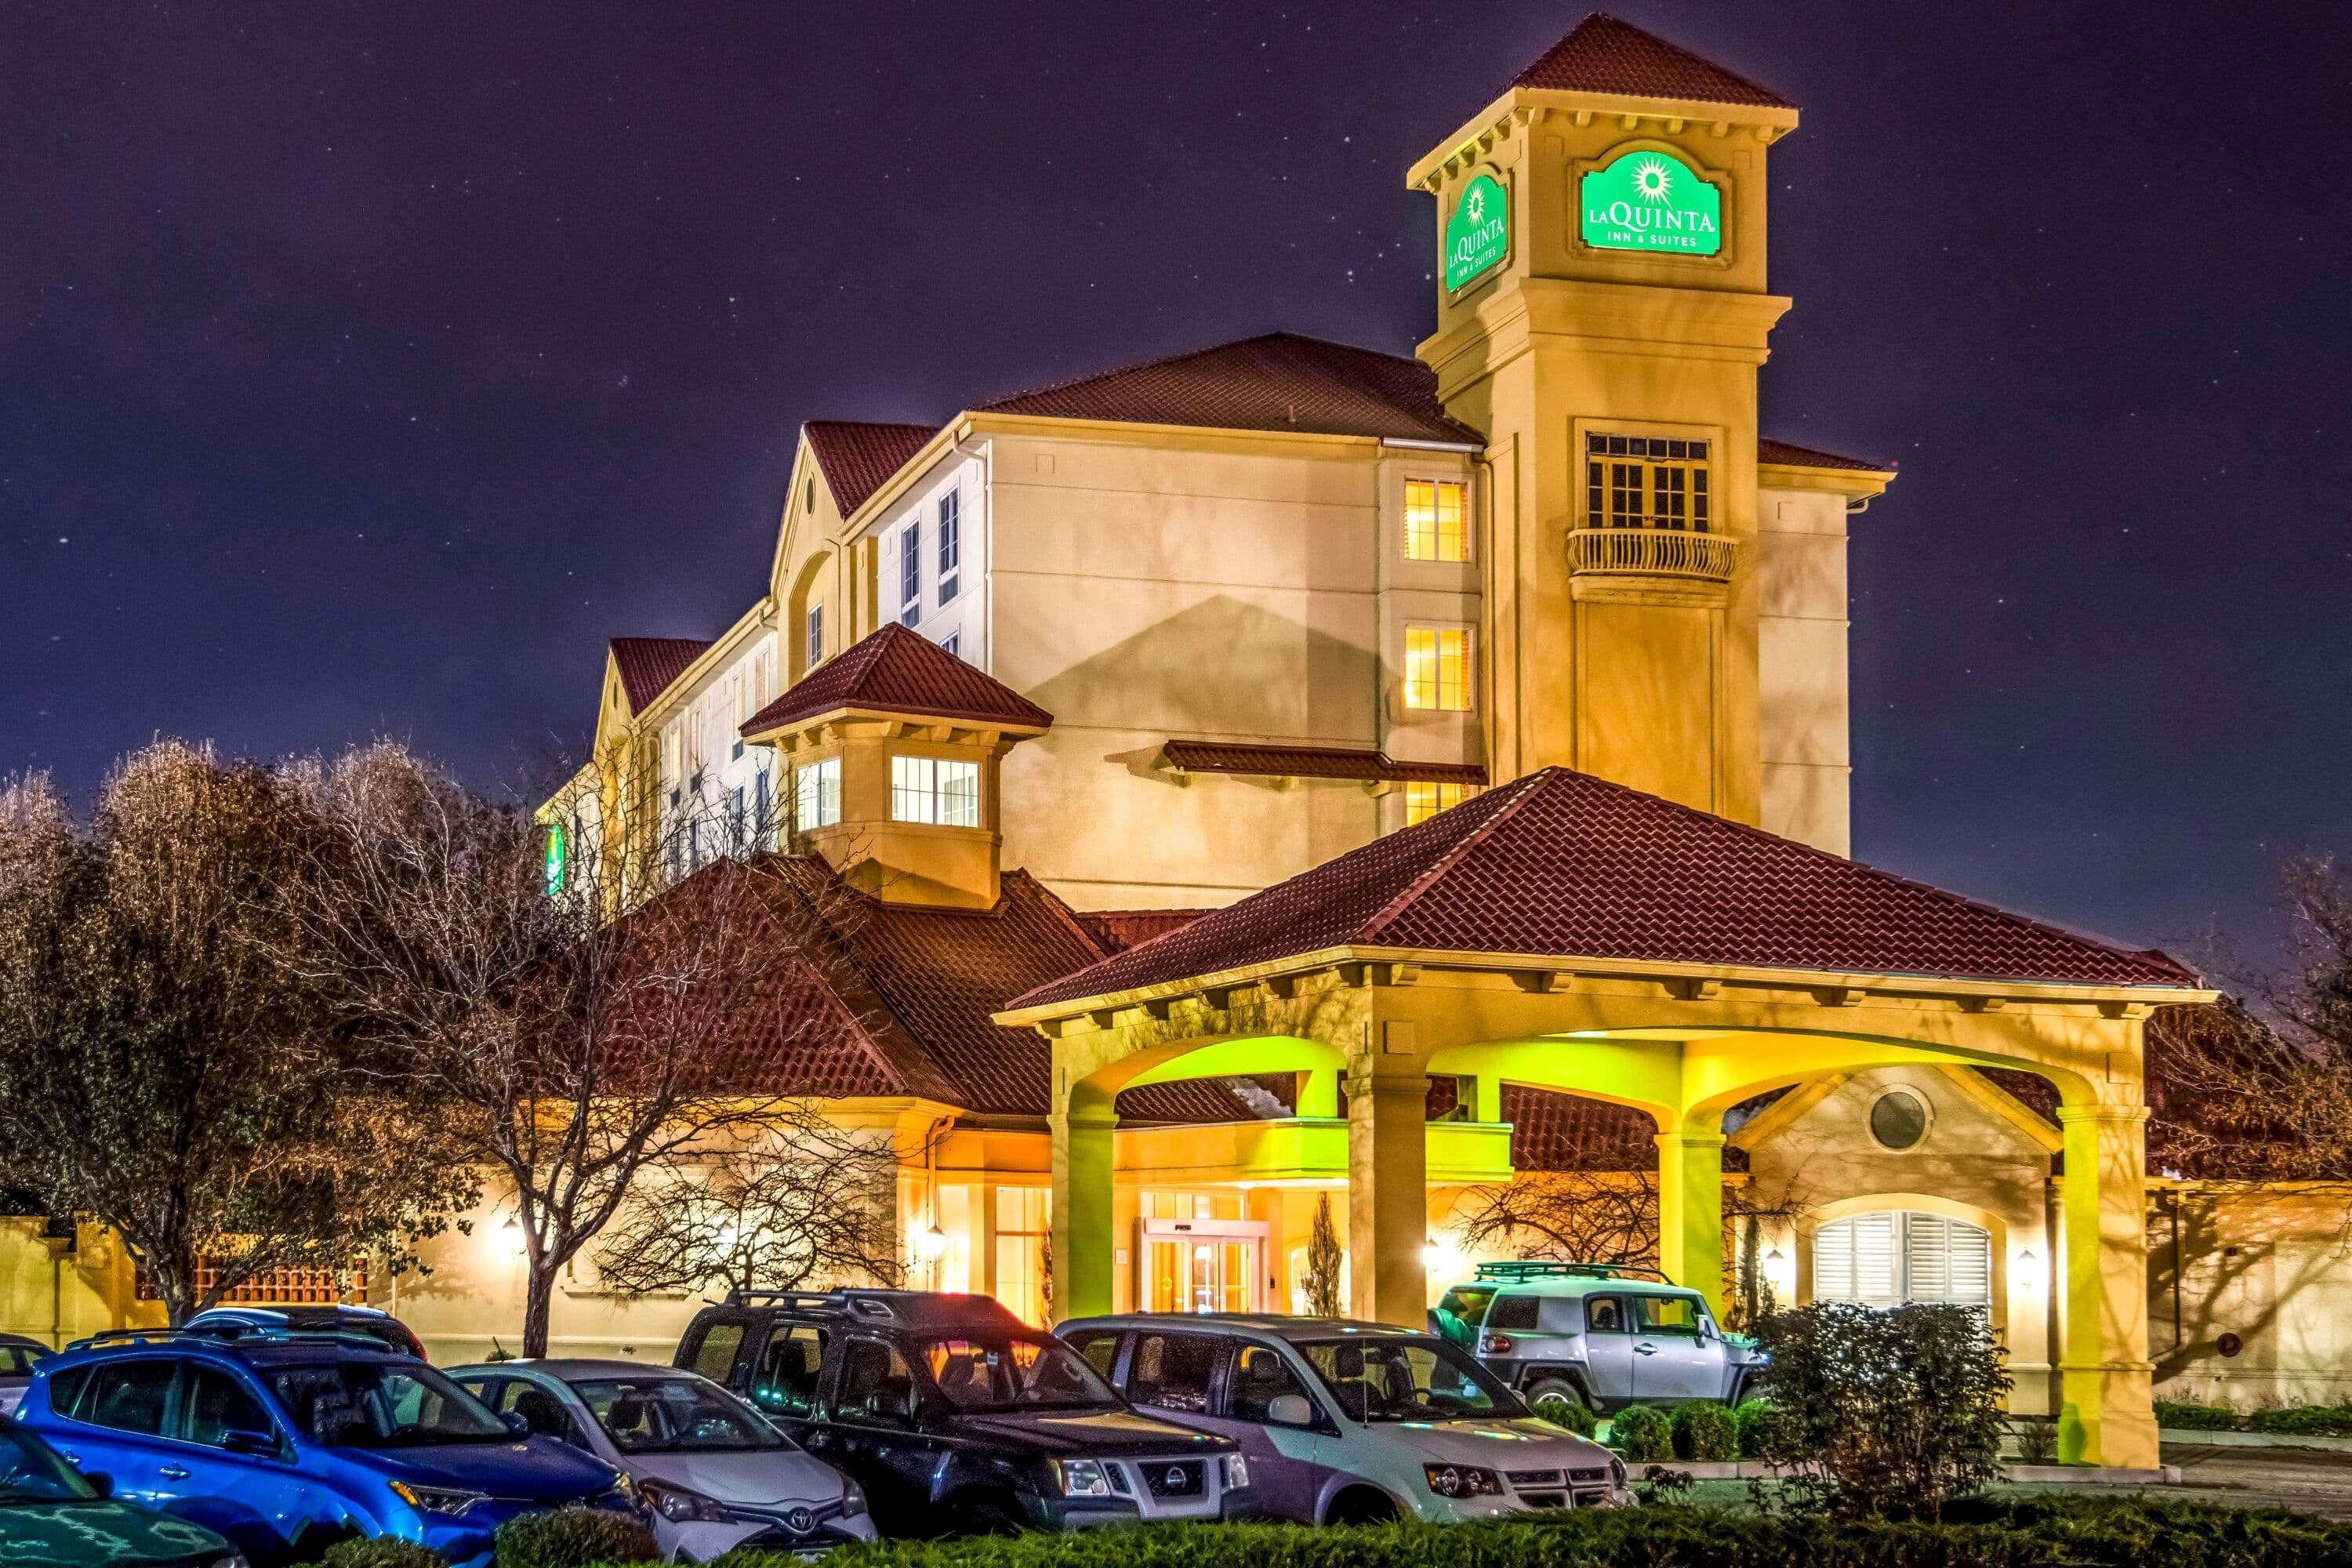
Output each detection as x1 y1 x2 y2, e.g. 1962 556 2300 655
1731 1396 1780 1458
318 1543 448 1568
2154 1399 2352 1437
686 1500 2352 1568
1670 1400 1737 1461
1606 1403 1674 1463
493 1508 660 1568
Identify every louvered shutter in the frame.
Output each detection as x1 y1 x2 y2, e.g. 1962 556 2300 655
1813 1218 1854 1301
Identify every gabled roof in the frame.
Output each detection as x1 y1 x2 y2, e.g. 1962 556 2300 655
1508 13 1795 110
609 637 713 710
978 332 1485 447
1162 740 1486 787
741 624 1053 736
804 421 941 515
1013 767 2198 1009
1759 437 1894 473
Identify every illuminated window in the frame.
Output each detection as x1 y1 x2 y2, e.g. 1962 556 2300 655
1404 479 1468 562
891 755 981 827
1403 781 1465 825
1403 626 1472 712
938 492 960 603
1584 433 1711 532
805 604 825 669
795 757 840 831
899 523 921 626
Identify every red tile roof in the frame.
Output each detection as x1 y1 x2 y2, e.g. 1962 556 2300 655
1163 740 1486 786
1078 909 1214 953
1759 437 1894 473
741 623 1053 736
1508 13 1794 109
754 858 1261 1123
979 332 1485 447
609 637 713 710
804 421 940 515
1014 767 2199 1008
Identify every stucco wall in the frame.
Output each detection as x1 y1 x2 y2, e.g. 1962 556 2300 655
1754 484 1852 854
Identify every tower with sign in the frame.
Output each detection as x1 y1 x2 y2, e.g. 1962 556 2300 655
1409 15 1803 831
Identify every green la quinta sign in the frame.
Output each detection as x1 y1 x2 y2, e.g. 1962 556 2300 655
1580 149 1721 256
1443 172 1508 291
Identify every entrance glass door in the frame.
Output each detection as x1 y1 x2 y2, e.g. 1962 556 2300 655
1136 1221 1269 1313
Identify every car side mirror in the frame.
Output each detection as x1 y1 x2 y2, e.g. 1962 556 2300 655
221 1428 280 1458
1266 1394 1314 1428
501 1411 531 1436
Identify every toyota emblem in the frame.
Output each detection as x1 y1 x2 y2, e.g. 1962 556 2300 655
784 1507 815 1534
1165 1467 1185 1490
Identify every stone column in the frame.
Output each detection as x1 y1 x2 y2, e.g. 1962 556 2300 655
2056 1102 2158 1469
1346 1048 1430 1327
1655 1123 1727 1319
1049 1099 1117 1325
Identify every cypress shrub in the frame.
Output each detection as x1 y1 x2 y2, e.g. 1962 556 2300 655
1606 1402 1674 1463
1670 1399 1738 1461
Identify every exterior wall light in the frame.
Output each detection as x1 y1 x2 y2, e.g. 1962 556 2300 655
917 1224 949 1262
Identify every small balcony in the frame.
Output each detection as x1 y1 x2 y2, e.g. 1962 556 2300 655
1568 525 1739 584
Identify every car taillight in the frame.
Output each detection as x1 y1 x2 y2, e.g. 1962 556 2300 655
1481 1333 1515 1354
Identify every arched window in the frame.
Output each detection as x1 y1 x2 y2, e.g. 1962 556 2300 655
1813 1212 1991 1308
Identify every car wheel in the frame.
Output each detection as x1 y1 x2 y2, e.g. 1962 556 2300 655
1525 1377 1592 1427
1325 1486 1399 1525
953 1494 1023 1536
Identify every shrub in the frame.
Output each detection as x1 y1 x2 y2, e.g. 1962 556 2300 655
699 1499 2352 1568
1606 1402 1674 1463
1733 1396 1783 1458
2154 1399 2242 1432
1751 1301 2009 1519
2007 1415 2058 1465
1670 1399 1737 1461
492 1508 659 1568
2249 1404 2352 1437
317 1543 446 1568
1537 1394 1599 1437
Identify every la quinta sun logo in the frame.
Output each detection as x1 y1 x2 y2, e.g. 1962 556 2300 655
1580 148 1722 256
1443 172 1509 292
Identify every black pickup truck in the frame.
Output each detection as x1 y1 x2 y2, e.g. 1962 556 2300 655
674 1289 1252 1535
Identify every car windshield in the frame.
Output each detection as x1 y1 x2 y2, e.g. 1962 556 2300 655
573 1375 789 1454
271 1361 509 1447
0 1423 100 1504
920 1335 1118 1411
1297 1337 1527 1424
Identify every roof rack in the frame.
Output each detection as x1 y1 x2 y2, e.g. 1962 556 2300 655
67 1325 402 1354
1472 1260 1675 1285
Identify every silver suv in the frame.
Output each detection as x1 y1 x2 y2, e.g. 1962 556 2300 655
1432 1263 1766 1422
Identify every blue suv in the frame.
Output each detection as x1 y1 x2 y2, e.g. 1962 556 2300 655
15 1329 640 1567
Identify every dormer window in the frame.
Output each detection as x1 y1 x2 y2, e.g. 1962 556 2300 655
1584 434 1711 531
891 755 981 828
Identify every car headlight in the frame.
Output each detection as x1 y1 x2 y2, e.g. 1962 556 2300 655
388 1479 488 1517
837 1475 869 1518
1422 1464 1504 1499
1221 1453 1250 1491
1051 1457 1115 1497
641 1479 734 1523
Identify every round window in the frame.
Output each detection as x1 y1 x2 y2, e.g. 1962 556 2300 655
1869 1090 1929 1151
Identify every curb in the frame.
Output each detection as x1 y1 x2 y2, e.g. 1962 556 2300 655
1639 1461 2183 1485
2160 1427 2352 1454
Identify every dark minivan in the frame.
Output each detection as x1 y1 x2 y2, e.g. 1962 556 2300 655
673 1290 1250 1535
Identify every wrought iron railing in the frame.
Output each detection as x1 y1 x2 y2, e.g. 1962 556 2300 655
1568 526 1739 583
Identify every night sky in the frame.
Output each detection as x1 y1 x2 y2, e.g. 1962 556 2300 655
5 2 2348 960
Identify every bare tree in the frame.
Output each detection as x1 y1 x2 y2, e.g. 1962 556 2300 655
1301 1192 1343 1316
286 740 880 1356
593 1112 906 1298
0 743 475 1322
2155 855 2352 1186
1457 1116 1808 1320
